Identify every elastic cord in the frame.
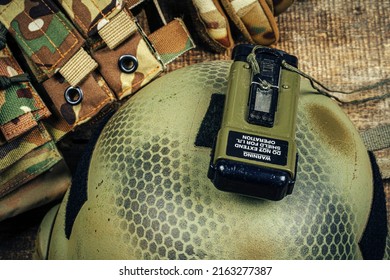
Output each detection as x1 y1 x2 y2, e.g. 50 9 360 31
245 46 389 104
281 60 390 104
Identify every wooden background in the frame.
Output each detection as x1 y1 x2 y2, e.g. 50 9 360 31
0 0 388 259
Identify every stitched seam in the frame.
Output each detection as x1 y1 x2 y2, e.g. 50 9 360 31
152 19 195 65
0 1 14 17
75 96 111 124
30 0 79 69
5 0 81 77
70 76 114 124
22 11 64 60
0 124 51 171
1 48 47 121
0 128 56 175
59 1 120 35
61 1 89 34
0 142 60 197
88 0 119 32
0 47 28 124
29 86 46 113
2 115 36 138
4 47 47 114
118 65 162 98
74 13 87 32
6 45 48 113
99 76 116 100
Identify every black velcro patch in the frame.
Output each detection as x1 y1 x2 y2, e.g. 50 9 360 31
195 93 225 148
65 113 113 239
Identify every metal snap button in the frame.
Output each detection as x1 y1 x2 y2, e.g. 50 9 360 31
64 86 83 105
118 54 138 73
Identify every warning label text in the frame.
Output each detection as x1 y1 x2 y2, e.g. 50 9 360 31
226 131 288 165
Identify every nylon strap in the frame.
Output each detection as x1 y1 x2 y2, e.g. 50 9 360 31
98 9 138 50
148 18 195 65
1 105 51 142
0 122 51 172
59 48 98 86
0 44 51 142
59 0 124 37
360 124 390 152
0 112 37 142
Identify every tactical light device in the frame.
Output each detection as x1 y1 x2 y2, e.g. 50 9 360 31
208 44 300 201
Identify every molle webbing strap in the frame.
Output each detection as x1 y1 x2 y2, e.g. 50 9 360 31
57 0 194 67
98 9 137 50
220 0 279 45
0 0 85 81
148 18 195 66
0 45 51 142
59 48 98 86
360 125 389 180
0 122 51 172
59 0 124 37
0 140 61 198
96 7 194 65
1 112 37 142
360 124 390 152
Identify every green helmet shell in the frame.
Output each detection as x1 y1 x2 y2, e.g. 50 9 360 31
37 61 387 259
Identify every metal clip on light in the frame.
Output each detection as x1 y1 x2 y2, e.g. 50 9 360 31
246 45 278 91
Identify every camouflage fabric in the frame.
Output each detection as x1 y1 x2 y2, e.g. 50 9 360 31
0 140 62 199
0 0 193 143
221 0 279 45
0 38 61 193
0 0 117 140
92 31 164 100
0 160 70 221
148 19 196 65
42 71 116 126
0 0 194 221
0 0 85 82
190 0 233 50
0 28 71 220
87 7 164 100
0 123 52 173
188 0 294 52
0 97 69 221
58 0 124 37
0 45 50 142
57 1 194 100
273 0 294 16
42 114 73 143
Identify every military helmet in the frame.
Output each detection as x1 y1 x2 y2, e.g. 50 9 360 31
35 60 389 260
